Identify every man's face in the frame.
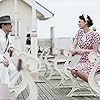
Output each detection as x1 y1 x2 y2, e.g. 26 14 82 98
2 23 12 33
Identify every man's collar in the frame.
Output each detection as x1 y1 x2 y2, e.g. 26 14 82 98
0 29 8 38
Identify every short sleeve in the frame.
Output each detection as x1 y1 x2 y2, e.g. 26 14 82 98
75 31 79 40
74 30 82 40
92 32 100 44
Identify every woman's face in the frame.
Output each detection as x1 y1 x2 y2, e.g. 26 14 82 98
78 18 87 29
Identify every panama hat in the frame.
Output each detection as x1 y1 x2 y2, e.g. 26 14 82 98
0 15 12 24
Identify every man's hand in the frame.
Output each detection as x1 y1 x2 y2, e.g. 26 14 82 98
8 47 15 57
8 47 14 53
2 59 9 67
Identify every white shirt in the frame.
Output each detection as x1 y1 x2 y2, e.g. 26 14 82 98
0 29 14 62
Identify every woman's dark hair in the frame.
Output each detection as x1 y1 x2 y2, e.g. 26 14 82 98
79 14 93 27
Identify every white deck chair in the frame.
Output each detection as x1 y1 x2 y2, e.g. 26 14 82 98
8 52 38 100
38 46 50 75
64 51 97 97
44 48 60 79
53 49 71 87
43 47 54 78
11 51 39 72
10 68 38 100
88 51 100 97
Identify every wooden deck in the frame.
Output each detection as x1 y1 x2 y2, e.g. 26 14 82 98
36 75 100 100
15 71 100 100
15 72 100 100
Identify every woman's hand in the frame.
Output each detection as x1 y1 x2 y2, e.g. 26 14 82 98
75 48 84 54
69 48 77 56
69 48 84 56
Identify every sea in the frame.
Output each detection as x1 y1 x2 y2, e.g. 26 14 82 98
38 37 74 49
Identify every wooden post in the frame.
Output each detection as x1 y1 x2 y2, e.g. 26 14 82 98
31 0 37 59
29 0 45 83
14 0 18 38
30 0 38 73
50 27 54 55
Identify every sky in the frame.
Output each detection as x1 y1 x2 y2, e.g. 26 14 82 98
37 0 100 38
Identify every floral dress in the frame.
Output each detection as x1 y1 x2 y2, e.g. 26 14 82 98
72 30 100 74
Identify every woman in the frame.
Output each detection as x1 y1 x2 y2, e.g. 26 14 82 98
69 14 100 82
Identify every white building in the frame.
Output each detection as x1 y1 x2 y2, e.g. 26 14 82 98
0 0 54 57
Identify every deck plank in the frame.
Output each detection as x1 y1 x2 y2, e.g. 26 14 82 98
36 75 100 100
41 82 62 100
37 83 56 100
37 83 49 100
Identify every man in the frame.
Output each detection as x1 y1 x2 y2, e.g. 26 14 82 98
0 15 17 85
25 33 31 54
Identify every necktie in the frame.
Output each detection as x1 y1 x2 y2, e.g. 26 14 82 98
5 34 8 41
4 34 9 54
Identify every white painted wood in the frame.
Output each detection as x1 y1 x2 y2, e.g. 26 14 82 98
10 69 38 100
53 49 70 87
37 46 49 75
14 0 18 38
0 0 53 53
63 52 97 97
44 48 60 79
9 52 38 100
88 52 100 97
0 84 10 100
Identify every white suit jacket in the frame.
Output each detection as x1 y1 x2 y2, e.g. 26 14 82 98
0 29 14 62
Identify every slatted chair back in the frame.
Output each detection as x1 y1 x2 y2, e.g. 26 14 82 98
9 52 38 100
10 69 38 100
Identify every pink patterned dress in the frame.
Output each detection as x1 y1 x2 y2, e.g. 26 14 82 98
73 30 100 74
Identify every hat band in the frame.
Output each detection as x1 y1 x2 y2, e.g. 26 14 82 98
0 21 12 24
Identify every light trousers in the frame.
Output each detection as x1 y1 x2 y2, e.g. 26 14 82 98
0 63 17 86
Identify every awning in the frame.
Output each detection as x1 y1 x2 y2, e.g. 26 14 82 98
22 0 54 20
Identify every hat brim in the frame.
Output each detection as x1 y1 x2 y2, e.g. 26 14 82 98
0 21 12 24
